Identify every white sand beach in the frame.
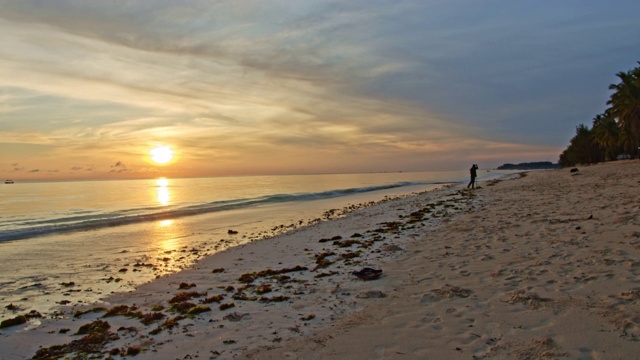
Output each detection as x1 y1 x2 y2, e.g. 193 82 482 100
1 161 639 359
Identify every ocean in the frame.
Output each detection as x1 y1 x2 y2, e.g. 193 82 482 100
0 170 506 321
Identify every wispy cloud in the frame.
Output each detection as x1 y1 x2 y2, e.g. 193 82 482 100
0 0 639 179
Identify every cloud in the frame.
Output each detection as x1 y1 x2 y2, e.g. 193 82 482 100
70 165 95 172
110 161 130 173
1 1 640 179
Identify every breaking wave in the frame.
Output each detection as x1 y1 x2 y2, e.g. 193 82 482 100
0 181 441 242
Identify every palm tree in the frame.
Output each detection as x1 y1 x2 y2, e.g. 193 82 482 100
607 63 640 156
591 112 619 161
559 124 598 166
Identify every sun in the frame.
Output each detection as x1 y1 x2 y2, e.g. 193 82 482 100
150 146 174 165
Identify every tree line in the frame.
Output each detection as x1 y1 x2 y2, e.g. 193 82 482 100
559 62 640 167
497 162 560 170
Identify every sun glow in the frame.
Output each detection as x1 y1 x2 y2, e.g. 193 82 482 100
150 146 174 164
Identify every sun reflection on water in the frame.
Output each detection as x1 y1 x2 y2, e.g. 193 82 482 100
156 178 170 206
155 219 182 265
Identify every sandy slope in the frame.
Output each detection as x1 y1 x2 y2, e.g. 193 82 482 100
244 161 640 359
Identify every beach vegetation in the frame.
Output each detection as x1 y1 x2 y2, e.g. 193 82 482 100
126 346 142 356
103 305 143 319
0 315 27 329
201 294 225 304
314 271 339 278
103 276 122 283
374 221 402 233
178 282 196 289
170 301 198 314
259 295 290 303
313 251 336 271
335 239 363 248
273 274 291 283
133 261 154 268
561 61 640 165
219 302 236 310
315 251 336 261
140 311 166 325
559 124 600 166
186 305 211 317
300 314 316 321
319 235 342 243
237 265 309 284
149 315 186 335
496 161 560 170
313 258 333 270
168 291 207 304
151 305 165 311
232 291 257 301
340 251 360 260
238 273 256 283
236 284 251 292
256 284 272 294
211 267 225 273
31 320 118 359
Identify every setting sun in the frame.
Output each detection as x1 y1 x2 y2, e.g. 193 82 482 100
150 146 173 165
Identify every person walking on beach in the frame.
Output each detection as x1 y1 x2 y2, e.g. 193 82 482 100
468 164 478 188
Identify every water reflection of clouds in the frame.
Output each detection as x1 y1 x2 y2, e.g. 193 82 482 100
156 178 170 206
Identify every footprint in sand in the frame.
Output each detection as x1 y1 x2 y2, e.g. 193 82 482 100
485 322 502 339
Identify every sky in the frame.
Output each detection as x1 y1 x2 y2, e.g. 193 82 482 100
1 0 639 180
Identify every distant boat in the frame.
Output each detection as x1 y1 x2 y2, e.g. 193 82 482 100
4 180 14 184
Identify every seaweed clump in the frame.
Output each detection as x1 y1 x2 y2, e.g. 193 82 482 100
0 315 27 329
103 305 142 318
149 315 185 335
200 294 225 304
178 282 196 289
219 302 236 311
140 312 166 325
168 291 207 304
237 265 308 284
0 310 43 329
31 320 118 359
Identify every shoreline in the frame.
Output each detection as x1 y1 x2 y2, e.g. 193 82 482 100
0 180 450 325
2 161 637 359
0 180 474 359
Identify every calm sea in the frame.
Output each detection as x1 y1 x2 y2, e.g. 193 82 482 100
0 170 506 320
